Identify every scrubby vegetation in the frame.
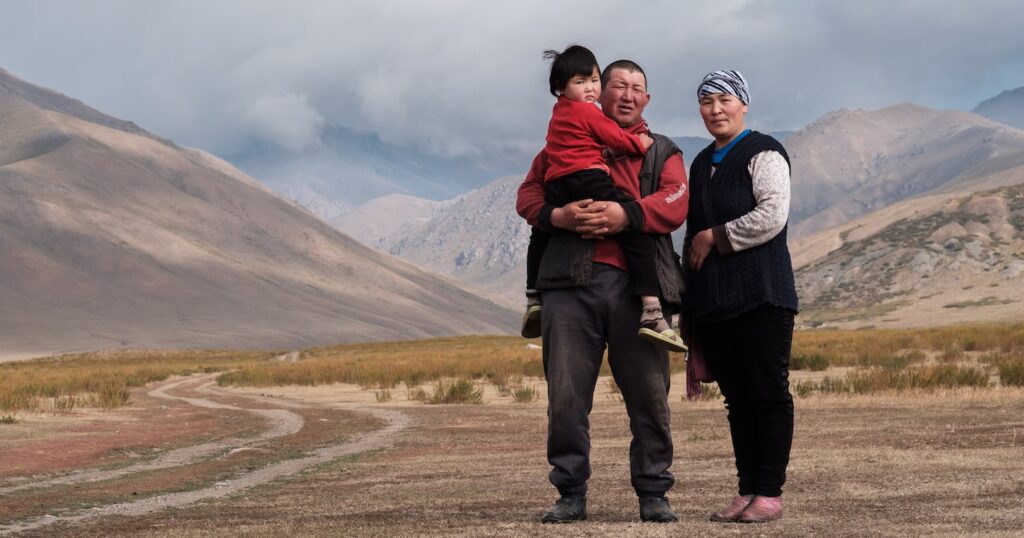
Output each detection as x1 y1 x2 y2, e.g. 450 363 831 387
0 349 271 413
216 336 687 389
5 324 1024 413
999 355 1024 386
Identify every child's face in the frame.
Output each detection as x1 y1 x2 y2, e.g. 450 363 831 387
562 67 601 103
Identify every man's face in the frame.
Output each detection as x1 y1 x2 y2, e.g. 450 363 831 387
599 68 650 127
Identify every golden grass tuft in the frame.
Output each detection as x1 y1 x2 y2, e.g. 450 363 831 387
698 382 722 401
791 353 830 371
999 355 1024 386
512 386 538 403
425 379 483 404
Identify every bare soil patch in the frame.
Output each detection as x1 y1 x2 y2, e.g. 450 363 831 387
0 375 388 535
0 381 259 480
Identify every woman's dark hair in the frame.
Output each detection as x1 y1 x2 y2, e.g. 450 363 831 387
543 45 599 97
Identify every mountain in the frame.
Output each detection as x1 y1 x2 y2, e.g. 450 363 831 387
791 182 1024 328
360 176 530 309
226 124 531 222
973 86 1024 130
786 103 1024 237
332 194 453 248
0 68 516 360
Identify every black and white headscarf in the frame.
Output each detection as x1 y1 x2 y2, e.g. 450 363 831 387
697 70 750 105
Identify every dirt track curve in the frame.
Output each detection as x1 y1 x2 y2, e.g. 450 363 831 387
0 374 410 536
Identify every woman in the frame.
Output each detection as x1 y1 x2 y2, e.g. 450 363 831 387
682 70 798 523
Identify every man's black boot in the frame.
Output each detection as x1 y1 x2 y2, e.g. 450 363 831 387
639 495 678 523
540 495 586 523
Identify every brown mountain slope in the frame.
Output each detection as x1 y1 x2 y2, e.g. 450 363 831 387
0 69 515 360
788 103 1024 237
792 182 1024 328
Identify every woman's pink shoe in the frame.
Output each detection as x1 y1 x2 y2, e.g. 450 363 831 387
738 495 783 523
709 494 754 522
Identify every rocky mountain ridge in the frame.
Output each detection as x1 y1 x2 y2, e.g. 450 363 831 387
786 103 1024 237
793 182 1024 327
974 85 1024 130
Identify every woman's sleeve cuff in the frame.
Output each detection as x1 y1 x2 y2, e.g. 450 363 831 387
712 224 734 254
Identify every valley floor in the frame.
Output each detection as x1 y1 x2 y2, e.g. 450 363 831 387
2 373 1023 537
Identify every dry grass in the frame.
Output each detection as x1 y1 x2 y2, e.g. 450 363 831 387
6 324 1024 415
0 349 273 413
794 321 1024 358
512 386 538 403
424 379 484 404
793 322 1024 368
218 337 544 389
217 336 690 390
698 382 722 401
1000 356 1024 386
791 353 830 371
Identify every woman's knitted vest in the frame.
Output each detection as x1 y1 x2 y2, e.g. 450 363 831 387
682 131 799 321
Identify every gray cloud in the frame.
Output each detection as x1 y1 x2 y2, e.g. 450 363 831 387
242 93 324 152
2 0 1022 160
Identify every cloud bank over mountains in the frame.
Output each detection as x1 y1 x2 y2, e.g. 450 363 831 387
2 1 1023 162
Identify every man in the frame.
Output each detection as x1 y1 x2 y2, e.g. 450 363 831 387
516 60 689 523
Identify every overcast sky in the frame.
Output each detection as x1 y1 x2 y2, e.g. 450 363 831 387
2 0 1023 161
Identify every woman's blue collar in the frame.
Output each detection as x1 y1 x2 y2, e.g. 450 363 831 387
712 129 751 165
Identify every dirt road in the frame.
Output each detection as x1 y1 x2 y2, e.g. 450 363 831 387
0 374 409 536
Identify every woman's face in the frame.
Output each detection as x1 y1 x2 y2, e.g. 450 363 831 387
699 93 748 146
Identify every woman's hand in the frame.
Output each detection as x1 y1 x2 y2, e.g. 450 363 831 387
688 229 715 271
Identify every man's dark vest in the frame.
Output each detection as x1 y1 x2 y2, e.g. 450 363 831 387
682 131 799 321
534 134 685 309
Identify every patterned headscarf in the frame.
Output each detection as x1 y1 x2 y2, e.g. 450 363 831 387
697 70 750 105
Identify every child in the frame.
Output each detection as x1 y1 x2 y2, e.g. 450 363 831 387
521 45 686 353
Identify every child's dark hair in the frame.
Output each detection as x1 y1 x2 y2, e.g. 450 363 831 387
543 45 600 97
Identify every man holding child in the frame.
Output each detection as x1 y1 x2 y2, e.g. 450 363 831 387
516 54 689 523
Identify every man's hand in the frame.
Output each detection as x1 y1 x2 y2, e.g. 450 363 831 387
687 229 714 271
549 199 595 231
550 199 629 239
575 201 628 239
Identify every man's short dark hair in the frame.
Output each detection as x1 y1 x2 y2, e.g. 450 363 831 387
543 45 600 97
601 60 647 90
